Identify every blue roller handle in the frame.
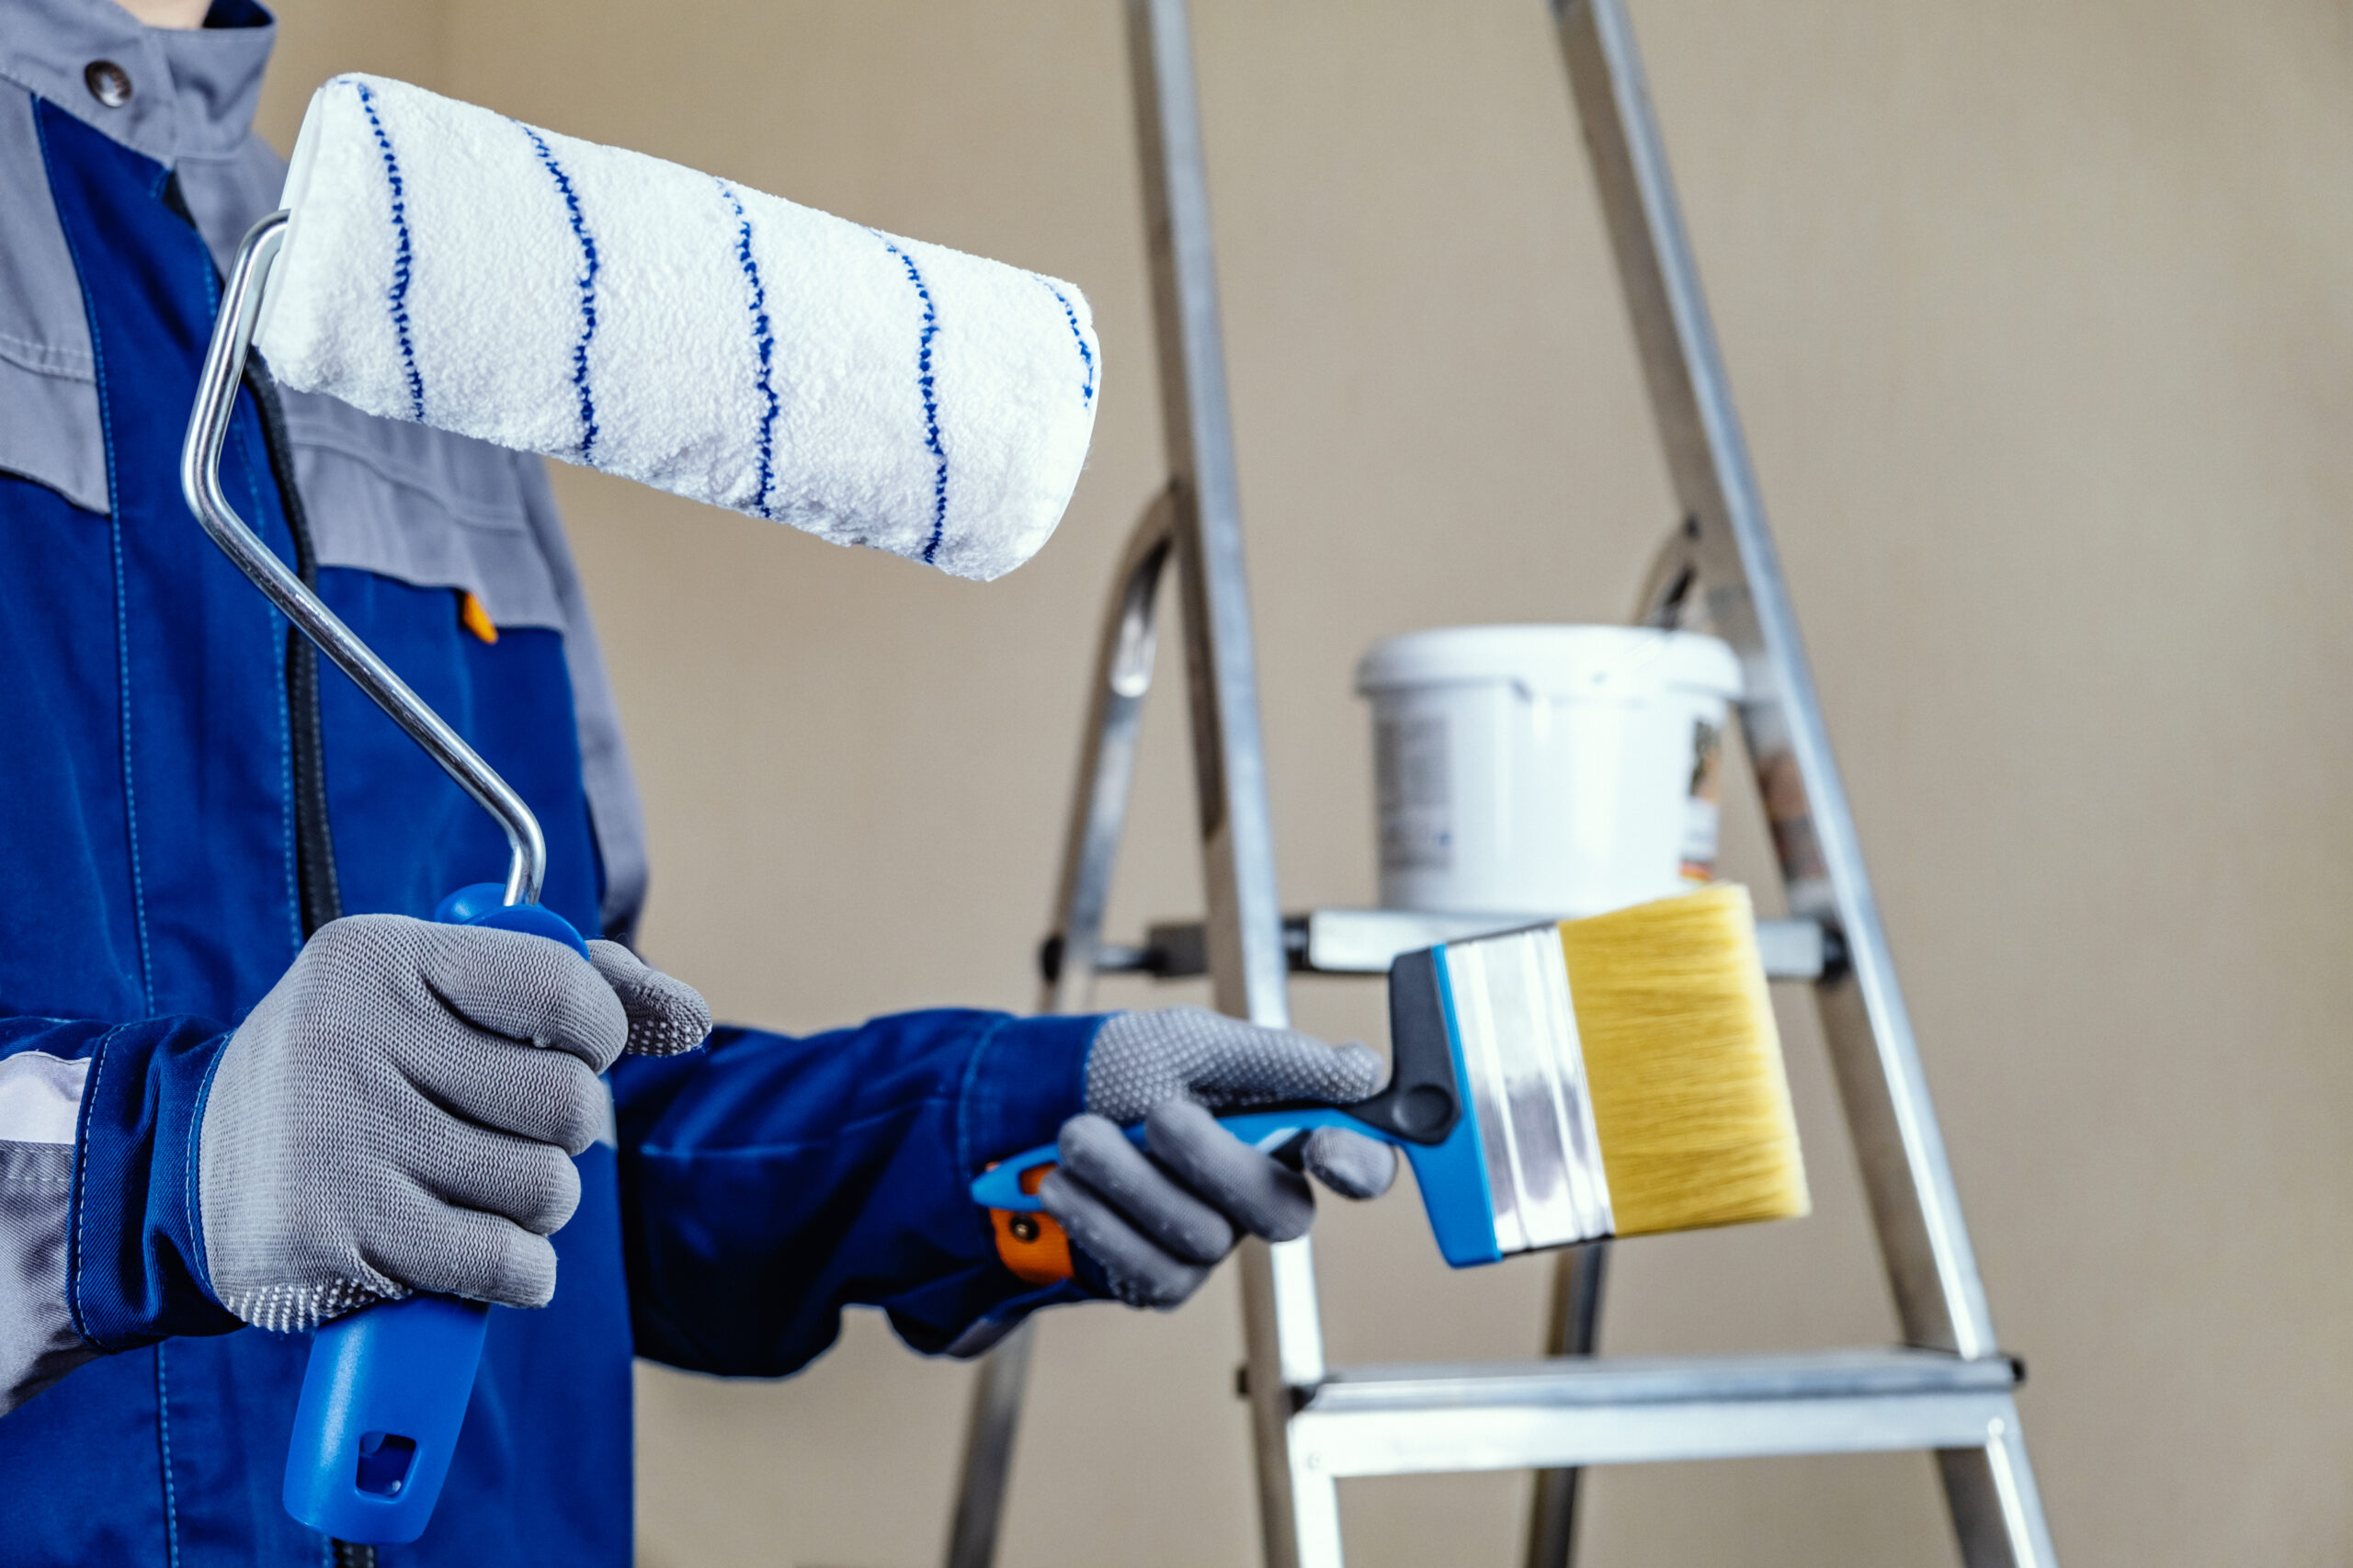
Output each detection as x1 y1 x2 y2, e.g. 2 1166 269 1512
282 883 589 1546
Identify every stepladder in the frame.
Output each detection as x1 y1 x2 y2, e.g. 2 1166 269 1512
944 3 2063 1566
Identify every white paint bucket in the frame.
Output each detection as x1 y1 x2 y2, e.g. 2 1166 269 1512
1355 625 1742 917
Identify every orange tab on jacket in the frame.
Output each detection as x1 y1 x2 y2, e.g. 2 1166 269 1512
987 1163 1073 1286
459 591 499 644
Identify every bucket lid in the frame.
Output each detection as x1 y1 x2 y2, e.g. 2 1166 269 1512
1354 624 1741 699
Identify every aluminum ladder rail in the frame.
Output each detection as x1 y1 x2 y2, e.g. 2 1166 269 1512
1523 2 2055 1562
944 3 2061 1566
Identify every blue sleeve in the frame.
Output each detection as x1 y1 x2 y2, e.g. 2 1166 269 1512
0 1018 241 1351
608 1007 1105 1375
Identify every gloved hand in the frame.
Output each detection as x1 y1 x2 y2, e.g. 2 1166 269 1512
1040 1006 1398 1309
197 915 711 1332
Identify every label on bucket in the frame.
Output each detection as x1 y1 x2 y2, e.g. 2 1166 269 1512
1376 714 1452 873
1679 715 1724 882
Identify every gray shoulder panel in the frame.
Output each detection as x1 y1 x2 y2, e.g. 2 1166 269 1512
0 86 88 380
0 83 105 515
0 1140 97 1416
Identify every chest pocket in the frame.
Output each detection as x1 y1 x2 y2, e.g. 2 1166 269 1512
278 386 565 630
0 355 105 517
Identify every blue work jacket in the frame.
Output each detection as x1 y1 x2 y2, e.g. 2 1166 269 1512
0 2 1095 1562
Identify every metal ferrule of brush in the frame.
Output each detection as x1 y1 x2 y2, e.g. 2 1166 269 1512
1437 925 1617 1253
180 210 548 909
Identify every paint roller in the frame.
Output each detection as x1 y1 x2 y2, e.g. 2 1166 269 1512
183 74 1099 1545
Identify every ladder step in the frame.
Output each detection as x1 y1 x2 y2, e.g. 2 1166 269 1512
1289 1348 2019 1479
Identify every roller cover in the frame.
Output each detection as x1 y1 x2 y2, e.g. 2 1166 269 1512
256 75 1100 582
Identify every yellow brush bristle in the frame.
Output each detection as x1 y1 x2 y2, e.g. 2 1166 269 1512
1560 883 1811 1238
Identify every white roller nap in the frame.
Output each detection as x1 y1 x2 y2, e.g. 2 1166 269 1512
257 74 1099 582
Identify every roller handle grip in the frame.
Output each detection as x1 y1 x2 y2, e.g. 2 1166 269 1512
281 884 587 1546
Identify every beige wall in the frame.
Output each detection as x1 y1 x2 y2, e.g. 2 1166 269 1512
257 3 2353 1564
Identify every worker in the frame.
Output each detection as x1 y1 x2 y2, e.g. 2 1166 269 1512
0 0 1396 1561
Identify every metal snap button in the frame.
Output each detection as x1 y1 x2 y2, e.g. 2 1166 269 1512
85 61 132 108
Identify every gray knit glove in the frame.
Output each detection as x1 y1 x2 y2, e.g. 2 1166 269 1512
1040 1006 1398 1310
197 915 710 1332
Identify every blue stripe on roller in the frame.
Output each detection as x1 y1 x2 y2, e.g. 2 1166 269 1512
351 80 425 422
1039 278 1096 407
521 126 601 465
878 237 949 564
717 182 779 518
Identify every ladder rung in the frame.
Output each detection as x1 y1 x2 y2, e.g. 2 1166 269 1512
1289 1348 2018 1478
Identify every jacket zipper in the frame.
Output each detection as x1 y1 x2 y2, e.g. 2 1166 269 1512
244 359 344 939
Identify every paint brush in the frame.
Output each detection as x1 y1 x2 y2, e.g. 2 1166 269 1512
973 882 1809 1267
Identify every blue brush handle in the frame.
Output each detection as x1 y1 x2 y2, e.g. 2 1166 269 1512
281 883 588 1546
968 1108 1380 1210
972 948 1509 1272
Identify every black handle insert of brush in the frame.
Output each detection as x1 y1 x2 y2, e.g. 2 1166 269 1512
1233 949 1461 1144
1162 949 1461 1148
1339 948 1460 1143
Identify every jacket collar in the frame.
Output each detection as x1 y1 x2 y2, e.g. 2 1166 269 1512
0 0 274 168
